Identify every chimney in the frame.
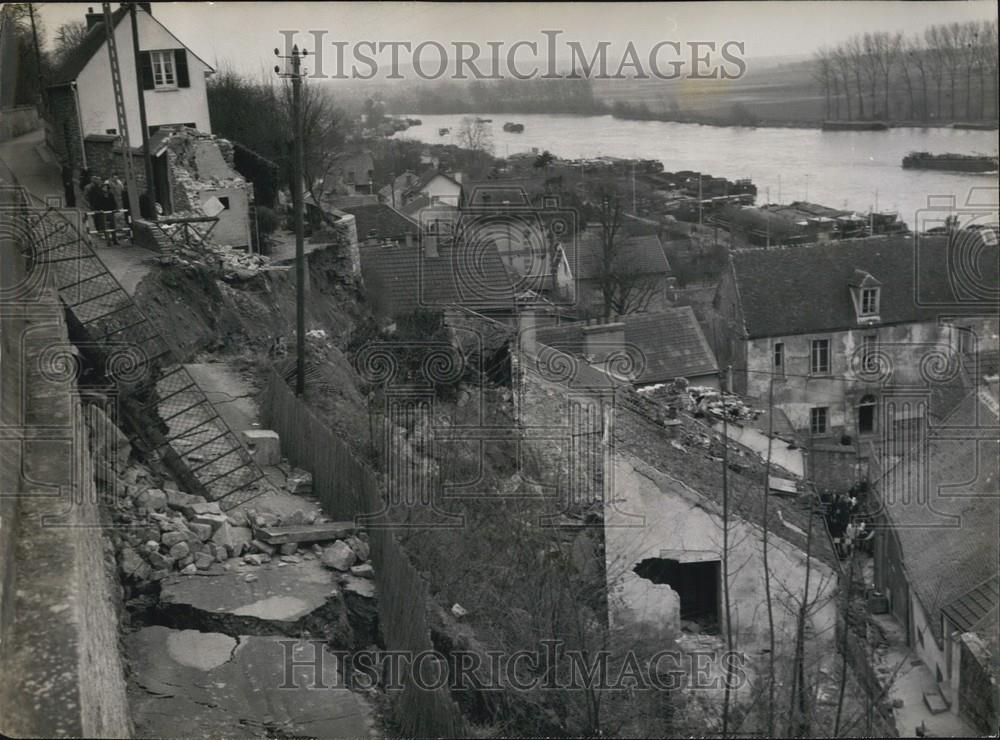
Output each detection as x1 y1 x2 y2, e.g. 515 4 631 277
582 320 625 364
85 7 103 29
518 305 537 357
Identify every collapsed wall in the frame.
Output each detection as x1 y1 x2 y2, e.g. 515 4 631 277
165 129 254 249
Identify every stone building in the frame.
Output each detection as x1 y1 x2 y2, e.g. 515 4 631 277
712 234 998 441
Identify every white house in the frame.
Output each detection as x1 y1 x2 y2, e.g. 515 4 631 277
45 4 213 168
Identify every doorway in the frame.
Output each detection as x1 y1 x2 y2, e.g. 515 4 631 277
634 556 721 632
858 394 877 435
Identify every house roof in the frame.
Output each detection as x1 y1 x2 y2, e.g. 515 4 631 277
728 235 999 339
533 307 718 385
877 389 1000 642
410 169 461 193
48 7 129 86
360 242 515 317
340 203 419 243
562 231 672 282
47 6 214 87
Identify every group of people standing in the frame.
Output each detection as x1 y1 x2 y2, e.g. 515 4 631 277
64 167 131 245
828 490 874 559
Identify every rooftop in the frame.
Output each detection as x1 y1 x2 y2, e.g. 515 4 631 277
360 242 515 318
877 389 1000 642
533 307 718 385
339 203 419 244
728 234 999 338
562 231 672 282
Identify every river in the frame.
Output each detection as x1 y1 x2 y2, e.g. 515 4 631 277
391 113 999 227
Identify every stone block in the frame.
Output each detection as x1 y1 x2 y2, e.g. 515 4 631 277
241 430 281 466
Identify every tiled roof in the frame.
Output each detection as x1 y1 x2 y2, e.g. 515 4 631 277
562 230 671 282
877 390 1000 642
340 203 418 243
360 242 515 317
409 169 460 194
941 576 999 634
48 8 129 86
729 235 999 339
533 307 718 384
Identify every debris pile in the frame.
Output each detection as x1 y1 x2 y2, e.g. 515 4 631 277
89 404 374 592
638 378 761 422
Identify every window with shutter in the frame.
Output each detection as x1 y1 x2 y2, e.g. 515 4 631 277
149 50 177 89
174 49 190 88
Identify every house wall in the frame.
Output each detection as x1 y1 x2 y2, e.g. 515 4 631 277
605 453 838 655
193 185 250 247
44 87 82 165
909 593 951 694
958 632 999 734
710 264 749 393
744 321 954 436
74 9 211 148
514 354 837 660
423 176 461 206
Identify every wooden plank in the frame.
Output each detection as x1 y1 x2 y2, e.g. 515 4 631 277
254 522 356 545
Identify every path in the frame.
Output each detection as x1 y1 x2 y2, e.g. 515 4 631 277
870 613 979 737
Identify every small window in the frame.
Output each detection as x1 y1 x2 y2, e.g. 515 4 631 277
861 287 879 316
217 196 230 210
858 394 877 435
810 407 828 435
105 128 117 135
150 50 177 89
862 335 878 372
811 339 830 374
773 342 784 373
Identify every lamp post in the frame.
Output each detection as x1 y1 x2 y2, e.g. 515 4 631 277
275 45 309 396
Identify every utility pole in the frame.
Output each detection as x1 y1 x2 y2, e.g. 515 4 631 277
275 45 309 396
766 186 771 249
101 2 139 222
27 3 43 106
631 160 636 215
129 3 155 215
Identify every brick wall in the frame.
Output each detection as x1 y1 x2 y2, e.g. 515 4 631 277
82 138 149 192
959 633 998 735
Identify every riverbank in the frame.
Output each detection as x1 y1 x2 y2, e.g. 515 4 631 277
391 113 999 225
394 109 999 132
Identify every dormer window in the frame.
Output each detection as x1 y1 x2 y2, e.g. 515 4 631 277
861 287 879 316
849 269 882 323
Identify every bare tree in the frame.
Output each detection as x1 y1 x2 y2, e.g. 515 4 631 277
845 37 867 119
861 34 882 119
813 49 834 120
455 116 494 155
907 38 931 121
940 23 964 120
980 20 998 119
52 20 87 66
277 79 344 204
831 46 855 120
586 183 660 319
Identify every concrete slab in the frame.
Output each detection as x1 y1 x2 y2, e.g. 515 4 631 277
127 626 375 738
159 558 337 631
184 362 259 435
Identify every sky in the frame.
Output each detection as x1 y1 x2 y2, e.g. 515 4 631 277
34 1 999 79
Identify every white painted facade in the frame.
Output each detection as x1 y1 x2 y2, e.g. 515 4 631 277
74 9 212 147
421 174 462 207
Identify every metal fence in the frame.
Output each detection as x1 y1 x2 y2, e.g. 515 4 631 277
259 369 468 737
9 185 265 507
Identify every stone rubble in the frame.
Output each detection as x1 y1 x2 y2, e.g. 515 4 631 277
96 403 376 593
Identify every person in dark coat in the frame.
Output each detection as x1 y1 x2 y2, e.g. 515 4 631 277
61 164 76 208
84 176 104 233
